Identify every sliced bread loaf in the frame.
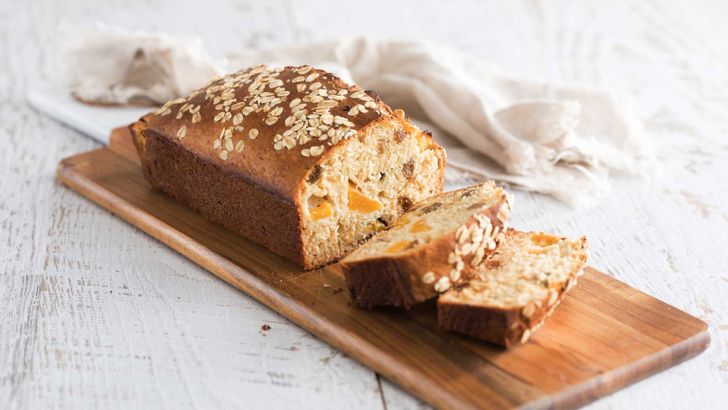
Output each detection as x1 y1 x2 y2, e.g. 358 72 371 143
438 230 588 347
131 64 445 270
341 182 513 308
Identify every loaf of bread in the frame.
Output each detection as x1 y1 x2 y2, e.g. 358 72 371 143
438 230 588 347
130 65 446 269
341 182 512 308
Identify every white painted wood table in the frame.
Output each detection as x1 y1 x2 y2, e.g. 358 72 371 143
2 0 727 408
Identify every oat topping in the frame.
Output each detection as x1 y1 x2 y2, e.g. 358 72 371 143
434 276 451 293
430 193 513 294
156 65 382 161
421 271 436 284
176 125 187 141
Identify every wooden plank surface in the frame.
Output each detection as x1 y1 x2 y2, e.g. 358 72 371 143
54 130 709 409
3 1 728 409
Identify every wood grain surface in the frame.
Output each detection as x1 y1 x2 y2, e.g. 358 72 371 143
53 129 709 409
3 1 728 409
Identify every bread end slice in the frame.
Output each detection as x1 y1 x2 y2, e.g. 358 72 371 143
438 230 588 347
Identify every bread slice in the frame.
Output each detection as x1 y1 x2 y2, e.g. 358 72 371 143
341 182 513 308
131 64 445 269
438 230 588 347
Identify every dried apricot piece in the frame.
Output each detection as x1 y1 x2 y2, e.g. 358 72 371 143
386 240 411 253
348 184 383 213
530 233 560 247
410 220 431 233
310 201 333 220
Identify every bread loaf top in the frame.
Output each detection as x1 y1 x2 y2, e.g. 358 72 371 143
133 64 422 200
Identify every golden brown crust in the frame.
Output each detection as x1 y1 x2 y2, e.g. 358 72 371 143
142 65 390 200
130 120 307 266
437 302 520 347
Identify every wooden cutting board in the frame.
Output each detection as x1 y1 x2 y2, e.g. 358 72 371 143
56 128 709 410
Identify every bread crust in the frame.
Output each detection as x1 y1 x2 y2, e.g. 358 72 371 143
437 302 518 346
341 185 510 308
140 66 390 199
130 65 444 269
131 121 308 265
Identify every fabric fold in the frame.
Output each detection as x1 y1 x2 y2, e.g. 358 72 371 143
62 28 656 206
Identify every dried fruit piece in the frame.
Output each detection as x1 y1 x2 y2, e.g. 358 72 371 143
347 184 382 213
398 196 414 212
402 160 415 180
364 219 387 234
530 233 560 247
395 214 410 226
410 220 431 233
310 201 333 221
307 165 322 184
386 240 411 254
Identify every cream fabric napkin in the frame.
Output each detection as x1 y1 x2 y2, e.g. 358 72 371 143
63 26 655 206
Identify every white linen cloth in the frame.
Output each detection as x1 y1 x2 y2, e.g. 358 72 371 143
62 26 655 206
63 25 221 106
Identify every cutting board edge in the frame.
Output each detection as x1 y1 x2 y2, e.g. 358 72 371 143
549 324 709 409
